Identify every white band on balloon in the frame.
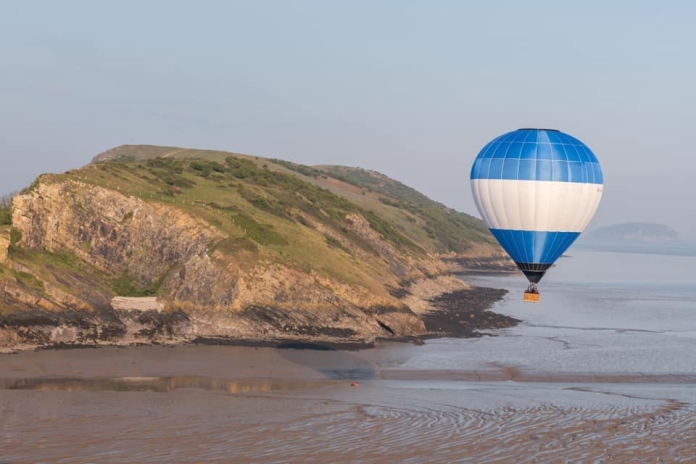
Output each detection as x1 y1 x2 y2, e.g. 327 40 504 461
471 179 603 233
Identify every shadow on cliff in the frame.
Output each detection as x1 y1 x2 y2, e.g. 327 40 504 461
274 341 377 381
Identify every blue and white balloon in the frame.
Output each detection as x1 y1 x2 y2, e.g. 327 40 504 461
470 128 603 286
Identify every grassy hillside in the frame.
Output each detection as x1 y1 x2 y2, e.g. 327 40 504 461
91 144 496 253
7 144 500 298
311 165 496 253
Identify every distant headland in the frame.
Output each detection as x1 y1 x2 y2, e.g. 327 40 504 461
584 222 680 244
575 222 696 256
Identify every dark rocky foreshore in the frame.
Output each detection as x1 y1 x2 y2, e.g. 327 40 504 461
0 283 516 353
190 284 516 351
422 287 518 339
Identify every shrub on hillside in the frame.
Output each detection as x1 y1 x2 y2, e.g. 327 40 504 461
0 206 11 226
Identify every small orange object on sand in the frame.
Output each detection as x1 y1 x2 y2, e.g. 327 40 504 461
350 382 359 387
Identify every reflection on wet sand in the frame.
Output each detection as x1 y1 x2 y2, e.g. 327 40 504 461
9 366 692 397
380 368 696 384
0 376 334 394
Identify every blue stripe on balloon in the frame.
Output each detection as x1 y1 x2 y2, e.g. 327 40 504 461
471 158 603 183
489 229 581 265
470 129 603 184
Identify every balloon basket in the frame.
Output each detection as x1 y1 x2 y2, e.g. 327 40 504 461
523 292 540 303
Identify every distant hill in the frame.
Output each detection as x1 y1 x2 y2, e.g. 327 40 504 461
574 222 696 256
583 222 680 243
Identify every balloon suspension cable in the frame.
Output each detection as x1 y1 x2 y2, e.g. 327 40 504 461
526 282 539 294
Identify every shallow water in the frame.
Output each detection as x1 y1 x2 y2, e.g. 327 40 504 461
1 249 695 463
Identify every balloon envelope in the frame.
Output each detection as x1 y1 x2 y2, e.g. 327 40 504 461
470 128 603 283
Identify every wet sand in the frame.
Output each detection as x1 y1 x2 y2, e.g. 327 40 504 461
1 345 695 463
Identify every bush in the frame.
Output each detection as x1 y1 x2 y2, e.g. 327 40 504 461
111 270 162 297
190 161 206 172
162 175 195 189
9 227 21 251
111 270 141 296
0 205 11 226
146 158 184 174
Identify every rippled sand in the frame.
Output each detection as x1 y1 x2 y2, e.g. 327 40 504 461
1 345 695 463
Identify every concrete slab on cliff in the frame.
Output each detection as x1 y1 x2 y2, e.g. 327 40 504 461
111 297 164 313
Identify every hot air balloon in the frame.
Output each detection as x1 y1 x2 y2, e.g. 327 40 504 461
470 128 603 302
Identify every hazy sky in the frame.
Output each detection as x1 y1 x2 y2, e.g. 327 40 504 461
2 0 695 237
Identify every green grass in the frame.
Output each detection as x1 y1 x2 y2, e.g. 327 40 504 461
111 270 163 297
12 270 44 293
18 144 500 300
211 236 259 254
96 154 419 256
11 248 84 271
233 214 287 246
10 249 98 286
7 247 114 302
316 165 496 252
324 234 349 253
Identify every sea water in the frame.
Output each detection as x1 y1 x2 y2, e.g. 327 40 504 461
386 248 696 377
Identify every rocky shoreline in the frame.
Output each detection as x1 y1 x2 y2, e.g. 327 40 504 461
189 284 517 351
422 287 517 338
0 282 516 353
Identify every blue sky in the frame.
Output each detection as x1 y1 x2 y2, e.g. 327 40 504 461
2 0 695 236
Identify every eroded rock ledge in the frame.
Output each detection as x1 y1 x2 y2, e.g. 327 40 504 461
0 283 514 352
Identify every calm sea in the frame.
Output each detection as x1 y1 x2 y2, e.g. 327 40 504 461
386 248 696 376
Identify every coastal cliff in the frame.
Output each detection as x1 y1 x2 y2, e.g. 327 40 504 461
0 146 517 351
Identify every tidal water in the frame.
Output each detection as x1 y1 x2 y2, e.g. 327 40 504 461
1 249 695 463
389 248 696 376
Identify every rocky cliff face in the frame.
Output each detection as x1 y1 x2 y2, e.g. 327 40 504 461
12 181 222 288
0 179 514 351
0 230 9 265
